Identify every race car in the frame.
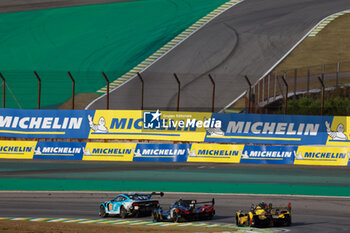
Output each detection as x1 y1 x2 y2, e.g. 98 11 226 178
99 192 164 218
236 202 291 227
152 198 215 222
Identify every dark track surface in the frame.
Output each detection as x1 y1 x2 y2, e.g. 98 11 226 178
87 0 350 111
1 160 350 232
1 191 350 233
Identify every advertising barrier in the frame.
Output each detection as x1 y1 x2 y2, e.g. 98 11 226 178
0 109 349 146
1 140 349 166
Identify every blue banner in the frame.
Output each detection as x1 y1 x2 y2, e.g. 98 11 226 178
240 145 297 164
0 108 93 139
206 113 333 145
133 144 190 162
33 141 85 160
1 109 348 146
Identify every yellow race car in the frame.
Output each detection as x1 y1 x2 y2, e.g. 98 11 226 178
236 202 291 227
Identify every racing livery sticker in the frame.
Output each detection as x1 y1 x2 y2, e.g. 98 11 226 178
294 146 350 166
83 142 135 161
33 141 85 160
240 145 297 164
0 140 36 159
133 143 190 162
187 143 242 163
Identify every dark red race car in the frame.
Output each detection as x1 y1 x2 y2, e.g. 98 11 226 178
152 198 215 222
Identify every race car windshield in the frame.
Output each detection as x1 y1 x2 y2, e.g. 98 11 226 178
130 194 150 200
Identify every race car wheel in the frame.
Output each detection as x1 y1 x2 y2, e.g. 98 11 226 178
235 214 240 226
248 215 255 227
152 210 160 222
207 212 214 220
120 206 127 219
173 212 180 223
285 214 291 226
99 205 107 218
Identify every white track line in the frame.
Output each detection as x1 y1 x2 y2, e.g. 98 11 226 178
86 0 245 109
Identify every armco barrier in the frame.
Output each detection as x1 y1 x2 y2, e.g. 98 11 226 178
0 109 349 146
1 140 349 166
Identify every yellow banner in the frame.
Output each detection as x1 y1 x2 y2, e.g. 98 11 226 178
326 116 350 146
82 142 136 161
0 140 36 159
294 146 350 166
88 110 213 142
187 143 243 163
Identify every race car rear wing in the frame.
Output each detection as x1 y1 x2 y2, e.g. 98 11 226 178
150 192 164 197
182 198 215 206
268 202 291 213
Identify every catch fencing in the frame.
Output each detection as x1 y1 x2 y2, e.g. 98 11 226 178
247 61 350 114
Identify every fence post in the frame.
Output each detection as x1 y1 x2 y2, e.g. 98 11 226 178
173 73 181 111
102 72 110 110
244 75 252 113
208 74 215 113
267 74 270 104
307 68 310 95
257 79 260 105
67 72 75 110
294 68 297 99
137 72 144 110
321 64 325 82
336 62 340 87
274 72 277 101
281 73 288 114
262 76 265 103
34 71 41 109
318 76 325 116
0 73 5 108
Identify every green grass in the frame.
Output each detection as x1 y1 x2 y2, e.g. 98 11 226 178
275 14 350 73
0 0 228 109
2 178 350 196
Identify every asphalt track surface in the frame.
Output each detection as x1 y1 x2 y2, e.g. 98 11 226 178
1 191 350 233
1 160 350 232
86 0 350 112
1 1 350 232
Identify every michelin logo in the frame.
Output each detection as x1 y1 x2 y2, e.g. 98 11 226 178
187 149 197 157
293 151 303 160
0 116 82 130
226 121 319 136
133 148 186 156
240 150 292 158
34 147 81 155
325 121 347 140
203 117 224 136
294 150 349 160
88 115 108 133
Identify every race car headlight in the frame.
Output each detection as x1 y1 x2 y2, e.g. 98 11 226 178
135 206 139 210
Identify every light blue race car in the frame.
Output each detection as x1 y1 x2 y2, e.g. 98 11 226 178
99 192 164 218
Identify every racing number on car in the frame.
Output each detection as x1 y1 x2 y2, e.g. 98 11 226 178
109 203 112 210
